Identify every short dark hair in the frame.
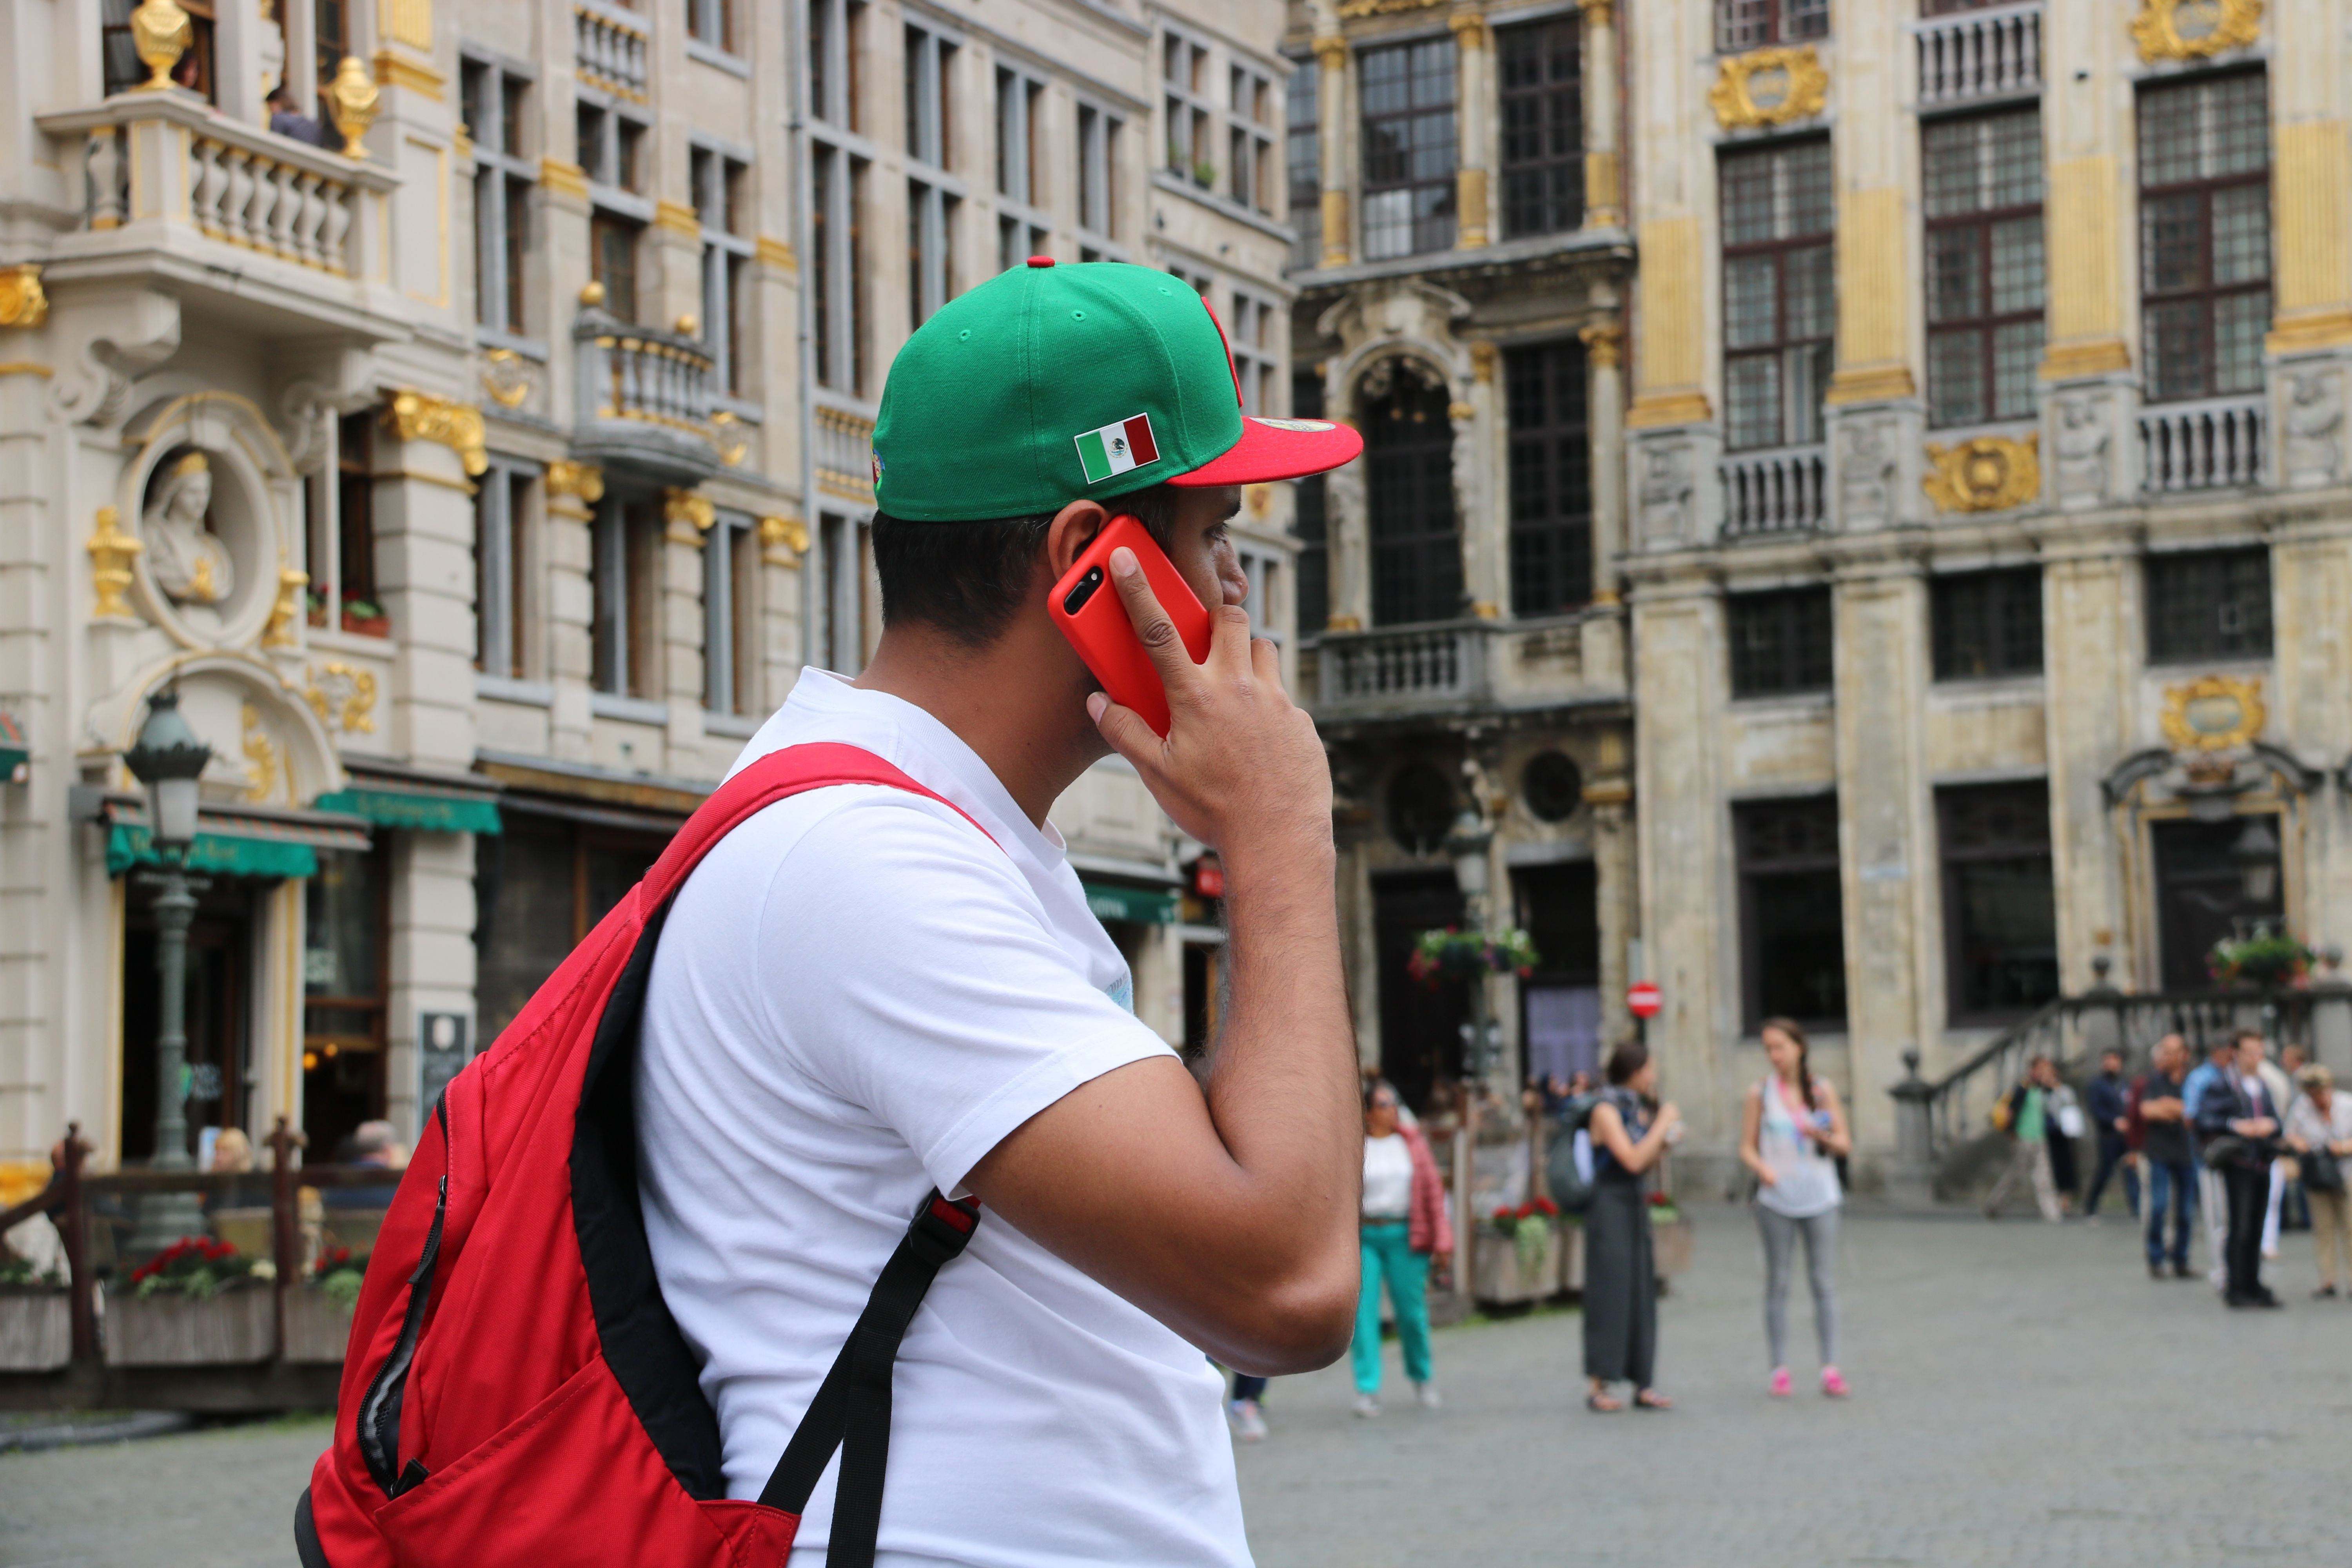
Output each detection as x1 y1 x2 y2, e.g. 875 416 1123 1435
1604 1041 1650 1087
870 485 1180 649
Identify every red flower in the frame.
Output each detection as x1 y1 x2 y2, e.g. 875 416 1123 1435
1648 1191 1673 1207
1529 1196 1560 1217
1490 1205 1515 1223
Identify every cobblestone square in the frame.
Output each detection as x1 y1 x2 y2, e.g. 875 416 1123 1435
5 1203 2348 1566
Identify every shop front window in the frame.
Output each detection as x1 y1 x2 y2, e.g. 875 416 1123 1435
304 847 388 1161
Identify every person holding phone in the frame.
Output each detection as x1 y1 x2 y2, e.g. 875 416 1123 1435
1583 1043 1680 1412
1737 1018 1851 1399
635 259 1363 1566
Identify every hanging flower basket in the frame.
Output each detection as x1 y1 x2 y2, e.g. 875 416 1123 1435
2208 931 2313 989
103 1236 275 1366
1407 927 1540 989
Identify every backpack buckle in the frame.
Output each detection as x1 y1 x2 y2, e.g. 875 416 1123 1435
906 1192 980 1267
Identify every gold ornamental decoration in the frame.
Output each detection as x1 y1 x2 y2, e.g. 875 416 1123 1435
710 409 750 467
664 487 716 546
262 565 309 648
383 389 488 476
0 265 47 328
1922 432 2041 513
1336 0 1444 18
759 514 808 564
546 461 604 503
305 662 378 734
324 55 381 158
87 506 143 618
130 0 193 92
1579 323 1624 371
240 704 279 803
2161 675 2265 754
481 348 532 409
1708 46 1828 131
2129 0 2262 63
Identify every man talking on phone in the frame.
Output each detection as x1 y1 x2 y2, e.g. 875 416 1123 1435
634 257 1366 1565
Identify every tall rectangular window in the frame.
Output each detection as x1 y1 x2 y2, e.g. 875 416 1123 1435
1939 783 2058 1021
812 513 867 674
1721 139 1833 451
2140 71 2271 403
1164 32 1215 188
692 148 756 397
1497 17 1582 240
1076 104 1121 243
1924 108 2044 427
687 0 735 53
1717 0 1829 51
464 57 536 335
1364 372 1462 626
703 512 761 716
336 412 379 634
1228 290 1278 416
810 145 868 392
1736 795 1846 1031
1229 64 1276 215
807 0 862 131
1931 567 2042 681
2146 547 2272 663
904 25 953 171
1286 57 1320 267
590 212 642 323
1291 370 1329 634
591 497 662 699
1360 38 1457 260
1505 340 1592 617
474 461 537 679
1728 585 1833 697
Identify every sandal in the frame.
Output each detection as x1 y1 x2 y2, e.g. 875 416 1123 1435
1585 1391 1623 1413
1633 1388 1674 1411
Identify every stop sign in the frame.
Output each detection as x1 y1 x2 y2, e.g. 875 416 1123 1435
1626 980 1662 1019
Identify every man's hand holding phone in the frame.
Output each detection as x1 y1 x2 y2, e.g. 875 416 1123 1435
1084 545 1332 879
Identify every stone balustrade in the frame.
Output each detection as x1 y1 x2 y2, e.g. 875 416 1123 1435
1915 2 2042 108
2139 394 2266 493
1318 621 1492 715
185 133 358 274
1719 443 1828 538
575 1 650 100
813 402 877 503
572 308 724 483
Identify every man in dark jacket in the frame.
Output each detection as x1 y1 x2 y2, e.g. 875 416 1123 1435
2136 1036 2196 1280
2195 1029 2284 1307
2083 1048 2138 1220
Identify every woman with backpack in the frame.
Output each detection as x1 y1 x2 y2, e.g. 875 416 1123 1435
1737 1017 1852 1399
1583 1042 1681 1412
1349 1079 1453 1417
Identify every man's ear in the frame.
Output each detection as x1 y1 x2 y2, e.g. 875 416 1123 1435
1044 499 1111 582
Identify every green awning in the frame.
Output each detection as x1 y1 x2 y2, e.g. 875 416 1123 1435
1082 882 1178 926
106 823 321 880
315 786 503 835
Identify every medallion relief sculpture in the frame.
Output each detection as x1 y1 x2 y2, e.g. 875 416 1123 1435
143 451 235 605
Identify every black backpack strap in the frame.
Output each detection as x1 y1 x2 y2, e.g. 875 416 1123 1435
357 1094 451 1499
758 1191 980 1566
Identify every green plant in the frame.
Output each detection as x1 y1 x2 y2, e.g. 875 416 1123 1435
310 1245 368 1308
1192 160 1217 188
1 1253 65 1288
1407 927 1540 988
128 1236 262 1299
2208 930 2313 988
1487 1197 1558 1275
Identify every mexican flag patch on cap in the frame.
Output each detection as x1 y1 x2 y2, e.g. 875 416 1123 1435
1074 414 1160 484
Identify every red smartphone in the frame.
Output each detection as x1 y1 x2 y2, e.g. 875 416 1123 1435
1050 514 1212 737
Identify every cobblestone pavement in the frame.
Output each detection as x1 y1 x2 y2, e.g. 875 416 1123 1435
1237 1202 2352 1567
4 1205 2347 1566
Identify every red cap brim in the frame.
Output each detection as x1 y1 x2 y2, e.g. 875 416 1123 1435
1167 416 1364 487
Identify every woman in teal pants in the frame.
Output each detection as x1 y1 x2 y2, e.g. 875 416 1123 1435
1351 1080 1454 1417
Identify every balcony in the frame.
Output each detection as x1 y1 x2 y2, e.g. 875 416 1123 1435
35 91 396 330
1720 445 1828 539
572 309 725 484
1914 3 2042 108
1317 621 1495 719
575 0 650 100
2140 394 2265 493
813 400 877 503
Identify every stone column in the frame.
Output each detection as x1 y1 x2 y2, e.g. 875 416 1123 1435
2040 541 2136 992
2037 0 2137 491
1578 0 1621 228
1580 320 1627 689
1828 556 1934 1163
1316 33 1351 268
662 489 712 767
373 399 482 771
386 830 477 1143
759 515 808 709
2265 8 2352 490
1326 357 1369 631
543 461 603 762
1586 757 1635 1045
1450 12 1490 250
1455 363 1506 621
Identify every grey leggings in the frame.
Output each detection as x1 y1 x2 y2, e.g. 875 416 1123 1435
1756 1205 1838 1368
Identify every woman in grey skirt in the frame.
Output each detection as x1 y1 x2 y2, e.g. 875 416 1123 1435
1583 1042 1681 1412
1738 1017 1851 1399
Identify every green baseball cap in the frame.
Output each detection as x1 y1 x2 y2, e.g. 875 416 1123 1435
871 258 1361 522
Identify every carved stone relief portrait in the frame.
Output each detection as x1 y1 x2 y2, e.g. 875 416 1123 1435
142 449 237 606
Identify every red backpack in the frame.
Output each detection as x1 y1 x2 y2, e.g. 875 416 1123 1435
299 743 991 1568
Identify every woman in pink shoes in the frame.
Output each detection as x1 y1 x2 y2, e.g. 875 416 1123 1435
1738 1018 1852 1399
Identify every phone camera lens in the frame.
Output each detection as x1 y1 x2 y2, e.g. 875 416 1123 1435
1063 566 1103 615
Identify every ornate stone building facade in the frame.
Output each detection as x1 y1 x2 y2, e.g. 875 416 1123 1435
1283 0 1636 1112
1621 0 2352 1184
0 0 1294 1195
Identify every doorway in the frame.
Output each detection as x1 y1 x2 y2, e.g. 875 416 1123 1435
1372 868 1468 1114
121 877 254 1163
2152 815 2285 991
1514 860 1601 1087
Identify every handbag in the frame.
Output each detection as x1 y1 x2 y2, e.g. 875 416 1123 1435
2303 1145 2347 1194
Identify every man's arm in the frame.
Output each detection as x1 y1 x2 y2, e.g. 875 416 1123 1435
965 550 1359 1375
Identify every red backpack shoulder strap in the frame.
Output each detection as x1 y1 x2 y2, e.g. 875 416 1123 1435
641 742 998 910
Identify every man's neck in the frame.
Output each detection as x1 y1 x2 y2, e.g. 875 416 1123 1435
852 622 1099 827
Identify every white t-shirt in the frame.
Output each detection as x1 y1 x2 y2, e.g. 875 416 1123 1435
1361 1134 1413 1219
636 669 1250 1568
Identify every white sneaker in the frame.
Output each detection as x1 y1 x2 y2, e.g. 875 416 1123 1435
1227 1399 1268 1442
1413 1381 1441 1410
1352 1393 1380 1419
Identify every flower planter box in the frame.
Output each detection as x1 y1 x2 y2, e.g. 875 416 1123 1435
0 1287 72 1371
101 1281 274 1366
1472 1225 1561 1305
1652 1216 1693 1279
341 609 391 637
283 1287 358 1364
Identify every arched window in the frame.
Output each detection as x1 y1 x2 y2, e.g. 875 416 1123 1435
1361 366 1462 626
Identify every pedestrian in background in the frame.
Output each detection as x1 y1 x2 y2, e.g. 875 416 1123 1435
2183 1036 2233 1286
2083 1048 2138 1221
2283 1064 2352 1298
2277 1044 2314 1236
1584 1042 1680 1413
2136 1035 2198 1281
1737 1018 1851 1399
2255 1043 2295 1261
1984 1056 2064 1222
2196 1029 2283 1308
1349 1079 1450 1418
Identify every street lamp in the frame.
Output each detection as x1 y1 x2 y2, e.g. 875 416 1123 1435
2231 816 2280 907
1442 803 1497 1302
122 687 212 1259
